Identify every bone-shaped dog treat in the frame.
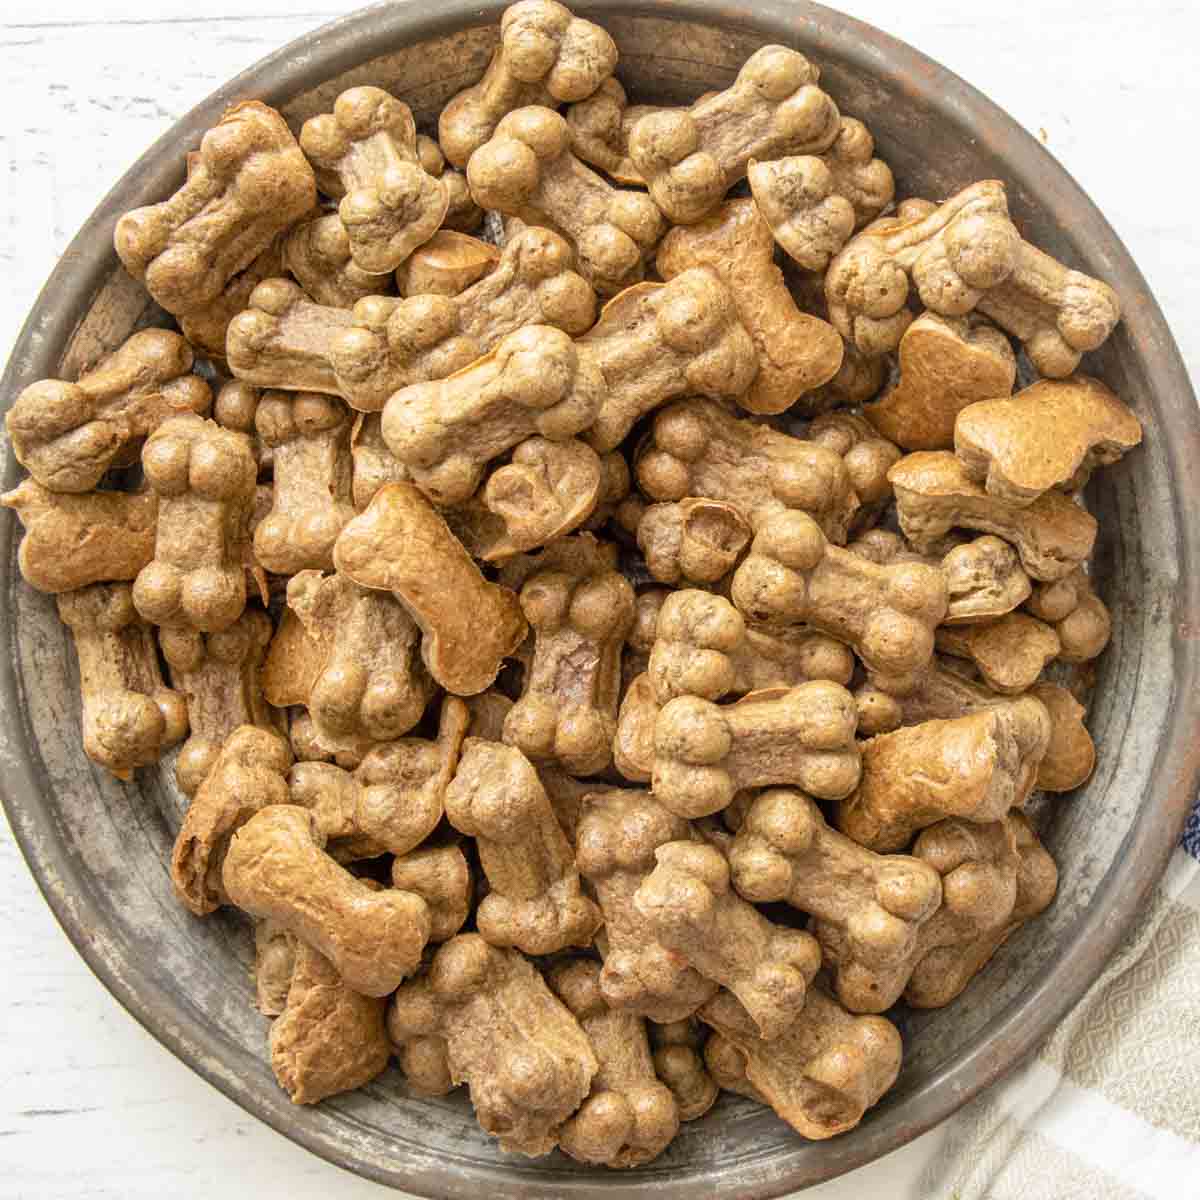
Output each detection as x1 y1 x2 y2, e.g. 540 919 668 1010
254 919 297 1016
565 78 660 184
889 451 1098 581
334 483 528 695
6 330 212 494
380 324 604 505
287 696 468 859
637 398 860 545
1026 569 1111 663
446 437 604 562
115 101 316 316
955 376 1142 504
634 841 822 1040
439 0 618 168
701 985 901 1136
702 1032 765 1103
628 45 841 225
133 414 257 635
467 106 665 296
394 230 499 296
936 612 1061 694
548 958 680 1167
502 537 633 774
160 606 278 797
56 583 188 779
835 705 1049 852
904 812 1057 1007
224 804 431 995
583 271 759 451
226 278 355 396
269 939 391 1104
613 673 659 784
170 725 293 916
416 136 483 232
2 481 157 594
180 236 287 365
747 119 895 269
828 183 1121 369
636 498 753 587
331 225 596 412
253 391 355 574
656 198 844 414
864 312 1017 451
648 1018 718 1122
349 413 407 510
806 410 903 513
281 212 388 308
730 512 947 686
390 842 473 943
212 380 269 470
849 528 1032 625
729 788 943 1013
649 589 854 706
653 682 861 818
445 738 601 953
299 86 447 273
1026 683 1094 793
286 569 435 753
575 789 719 1022
387 934 598 1156
261 607 328 712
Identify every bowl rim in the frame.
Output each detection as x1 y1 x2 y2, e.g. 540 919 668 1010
3 0 1199 1195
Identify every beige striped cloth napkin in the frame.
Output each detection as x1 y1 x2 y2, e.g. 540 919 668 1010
918 807 1200 1200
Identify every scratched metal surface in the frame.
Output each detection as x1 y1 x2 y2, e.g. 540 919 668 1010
1 3 1199 1199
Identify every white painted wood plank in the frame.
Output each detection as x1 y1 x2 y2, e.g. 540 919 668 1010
0 3 1195 1198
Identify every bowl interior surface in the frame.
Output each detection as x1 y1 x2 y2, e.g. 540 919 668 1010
2 3 1198 1198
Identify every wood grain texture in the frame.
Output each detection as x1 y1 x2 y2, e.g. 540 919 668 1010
0 2 1195 1197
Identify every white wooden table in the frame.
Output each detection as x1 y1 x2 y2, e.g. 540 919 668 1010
1 3 1197 1197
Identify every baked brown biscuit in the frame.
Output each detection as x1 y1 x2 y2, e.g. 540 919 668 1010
699 985 901 1138
445 738 601 953
269 940 391 1104
635 840 823 1039
56 582 188 780
170 725 293 916
549 958 680 1167
635 498 752 588
467 105 665 296
224 804 431 996
628 45 840 224
864 312 1017 451
648 1018 718 1122
300 86 447 273
656 198 843 414
835 706 1050 853
287 696 468 860
729 788 943 1013
652 682 861 818
502 535 633 773
133 414 257 635
394 229 499 297
281 212 387 308
390 842 474 943
160 607 279 797
636 397 861 545
115 101 316 316
3 481 157 594
575 788 718 1022
955 375 1142 503
253 390 355 574
438 0 618 167
1025 569 1112 663
253 919 296 1017
7 329 211 494
387 934 599 1155
936 612 1062 694
889 450 1098 581
334 483 528 696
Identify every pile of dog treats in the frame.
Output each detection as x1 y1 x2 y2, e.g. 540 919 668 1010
2 0 1142 1167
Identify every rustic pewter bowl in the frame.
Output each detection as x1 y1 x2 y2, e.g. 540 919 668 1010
2 1 1198 1195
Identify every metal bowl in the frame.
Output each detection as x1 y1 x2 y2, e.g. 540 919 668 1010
2 1 1198 1195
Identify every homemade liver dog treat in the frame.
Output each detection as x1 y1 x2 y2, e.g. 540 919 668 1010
6 0 1143 1162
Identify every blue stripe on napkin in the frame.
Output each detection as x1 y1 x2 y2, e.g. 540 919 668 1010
1183 797 1200 861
